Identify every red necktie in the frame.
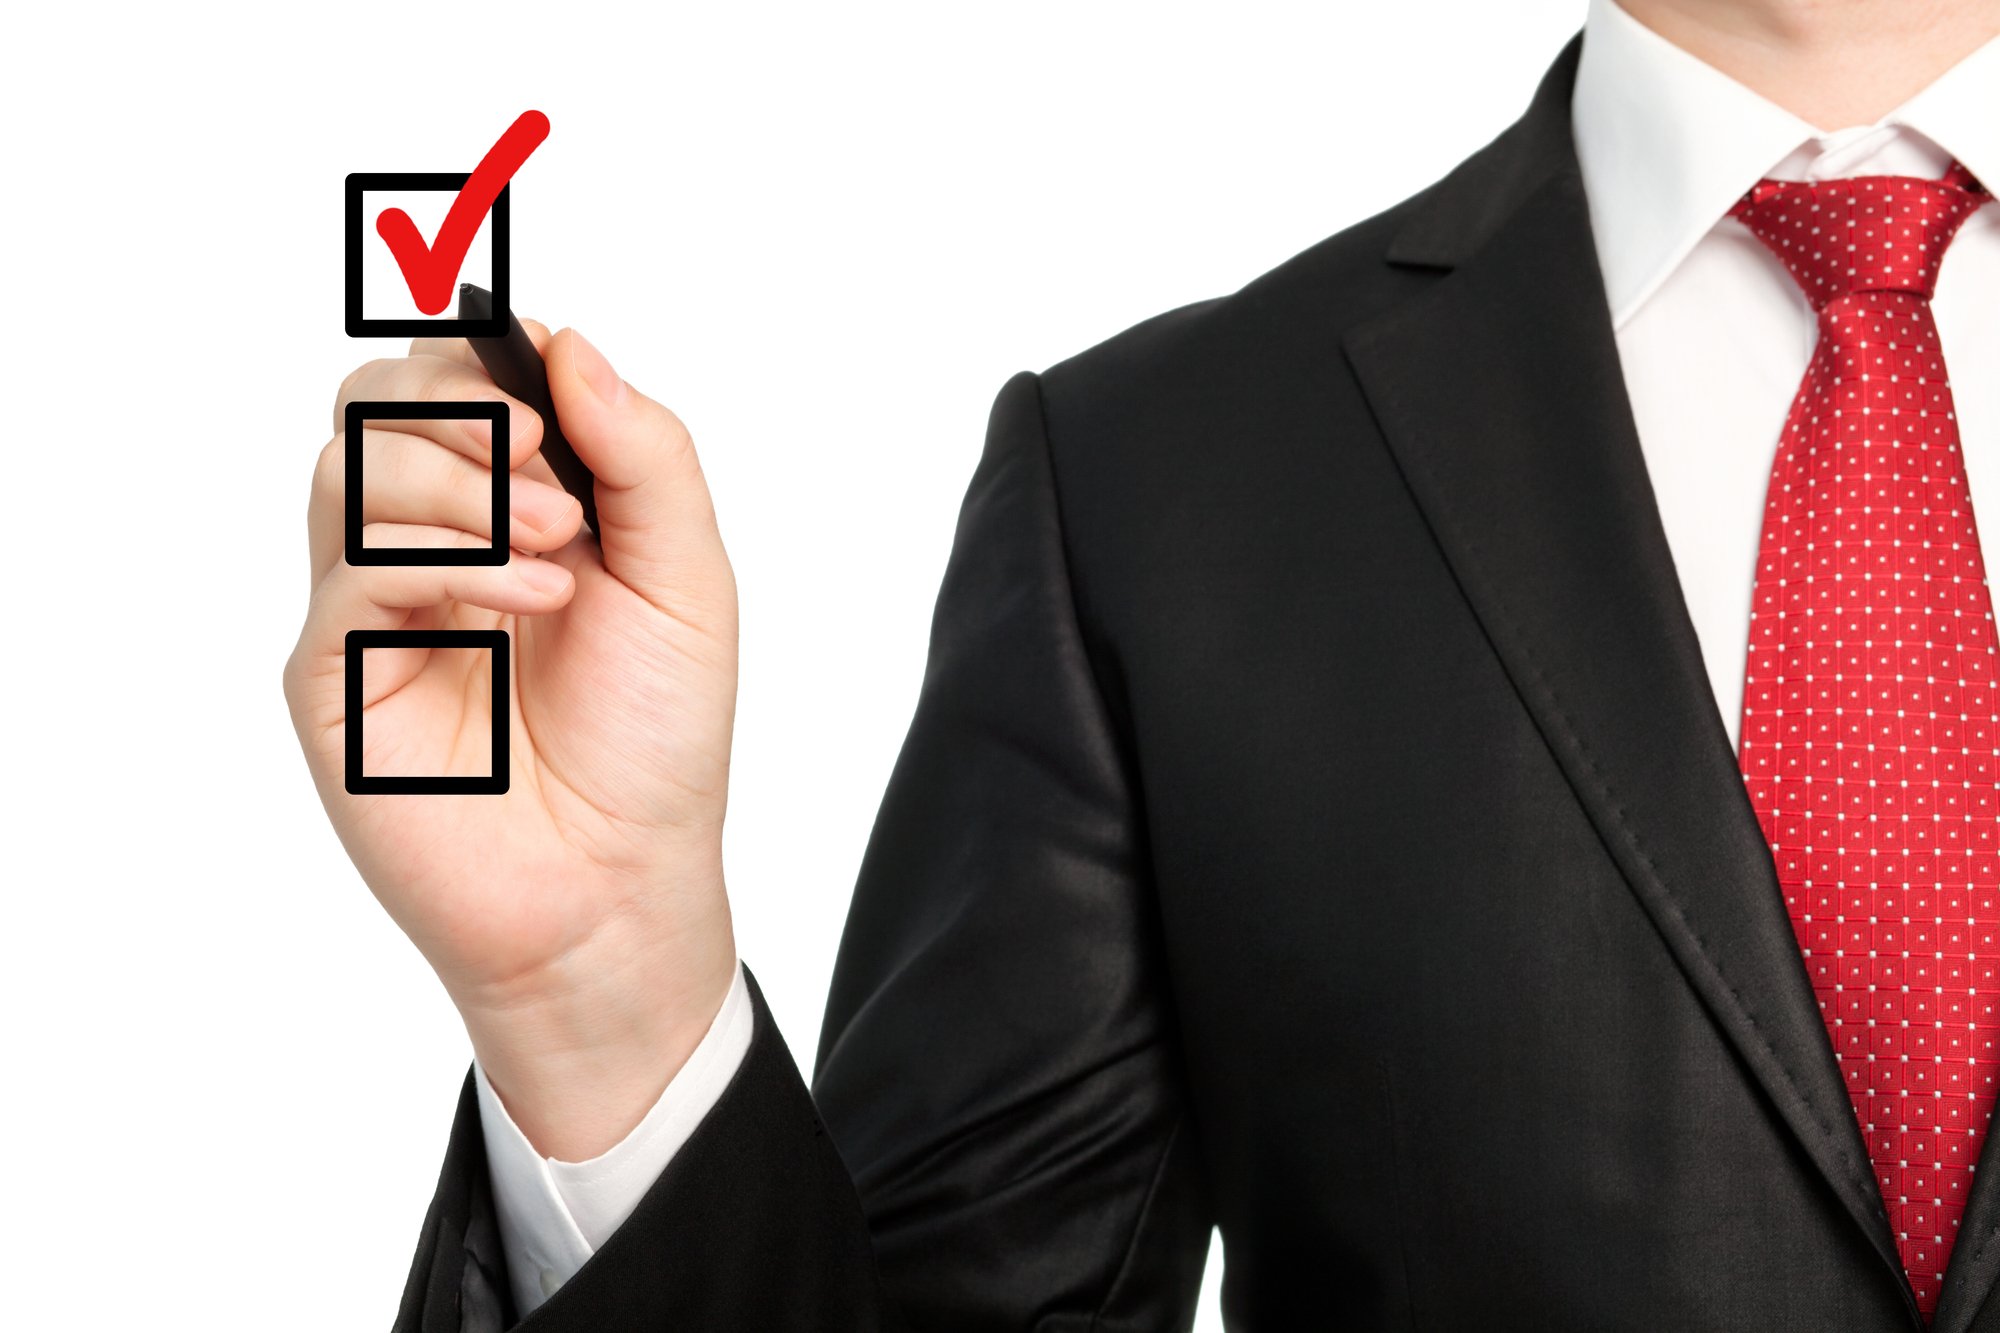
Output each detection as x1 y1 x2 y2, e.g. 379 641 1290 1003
1734 161 1995 1318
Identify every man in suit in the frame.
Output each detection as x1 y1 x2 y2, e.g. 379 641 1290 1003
285 0 2000 1326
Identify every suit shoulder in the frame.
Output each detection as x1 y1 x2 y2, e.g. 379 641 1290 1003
1034 186 1431 422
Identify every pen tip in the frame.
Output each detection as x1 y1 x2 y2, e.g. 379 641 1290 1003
457 282 494 323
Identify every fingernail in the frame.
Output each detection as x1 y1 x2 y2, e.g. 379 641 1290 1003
471 397 532 459
511 480 577 537
506 401 540 448
570 331 627 405
514 556 571 593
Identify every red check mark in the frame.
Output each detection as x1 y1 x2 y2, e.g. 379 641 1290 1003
375 110 550 315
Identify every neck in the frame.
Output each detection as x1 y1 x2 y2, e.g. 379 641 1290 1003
1615 0 2000 128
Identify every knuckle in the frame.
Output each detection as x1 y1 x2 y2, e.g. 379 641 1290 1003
416 354 463 402
650 400 696 459
334 358 387 416
471 407 521 465
281 640 316 714
356 520 415 551
660 403 693 446
507 401 542 450
313 435 347 501
449 452 490 503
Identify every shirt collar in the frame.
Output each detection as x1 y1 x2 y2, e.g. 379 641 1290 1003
1572 0 2000 329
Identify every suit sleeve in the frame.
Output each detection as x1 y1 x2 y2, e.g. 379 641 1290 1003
390 368 1213 1333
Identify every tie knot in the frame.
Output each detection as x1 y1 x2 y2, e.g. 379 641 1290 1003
1728 160 1990 308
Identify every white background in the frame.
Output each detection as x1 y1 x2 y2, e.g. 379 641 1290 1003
3 2 1581 1327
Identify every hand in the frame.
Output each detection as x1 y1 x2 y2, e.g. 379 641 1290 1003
284 324 740 1160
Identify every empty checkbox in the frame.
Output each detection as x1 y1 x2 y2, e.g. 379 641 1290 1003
344 629 510 795
345 400 510 567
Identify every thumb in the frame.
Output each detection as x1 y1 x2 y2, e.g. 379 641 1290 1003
545 327 729 605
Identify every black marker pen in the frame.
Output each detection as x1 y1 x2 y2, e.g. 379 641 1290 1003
458 282 599 536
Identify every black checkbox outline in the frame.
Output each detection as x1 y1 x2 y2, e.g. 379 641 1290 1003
345 629 510 795
345 400 509 567
345 172 509 338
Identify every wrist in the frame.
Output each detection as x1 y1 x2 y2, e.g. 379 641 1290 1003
460 897 738 1162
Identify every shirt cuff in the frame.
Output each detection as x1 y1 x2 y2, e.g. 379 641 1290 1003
475 961 755 1319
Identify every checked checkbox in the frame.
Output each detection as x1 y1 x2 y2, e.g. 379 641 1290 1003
345 111 548 337
346 172 510 337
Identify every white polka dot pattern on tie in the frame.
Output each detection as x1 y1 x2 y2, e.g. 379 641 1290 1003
1733 160 1994 1320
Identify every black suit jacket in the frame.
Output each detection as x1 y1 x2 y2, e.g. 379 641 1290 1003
390 30 2000 1333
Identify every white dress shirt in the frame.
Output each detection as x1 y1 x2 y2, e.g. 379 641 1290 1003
478 964 752 1317
478 1 2000 1317
1573 0 2000 748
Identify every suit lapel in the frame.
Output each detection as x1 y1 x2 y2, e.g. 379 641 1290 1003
1939 1135 2000 1331
1340 32 1921 1326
